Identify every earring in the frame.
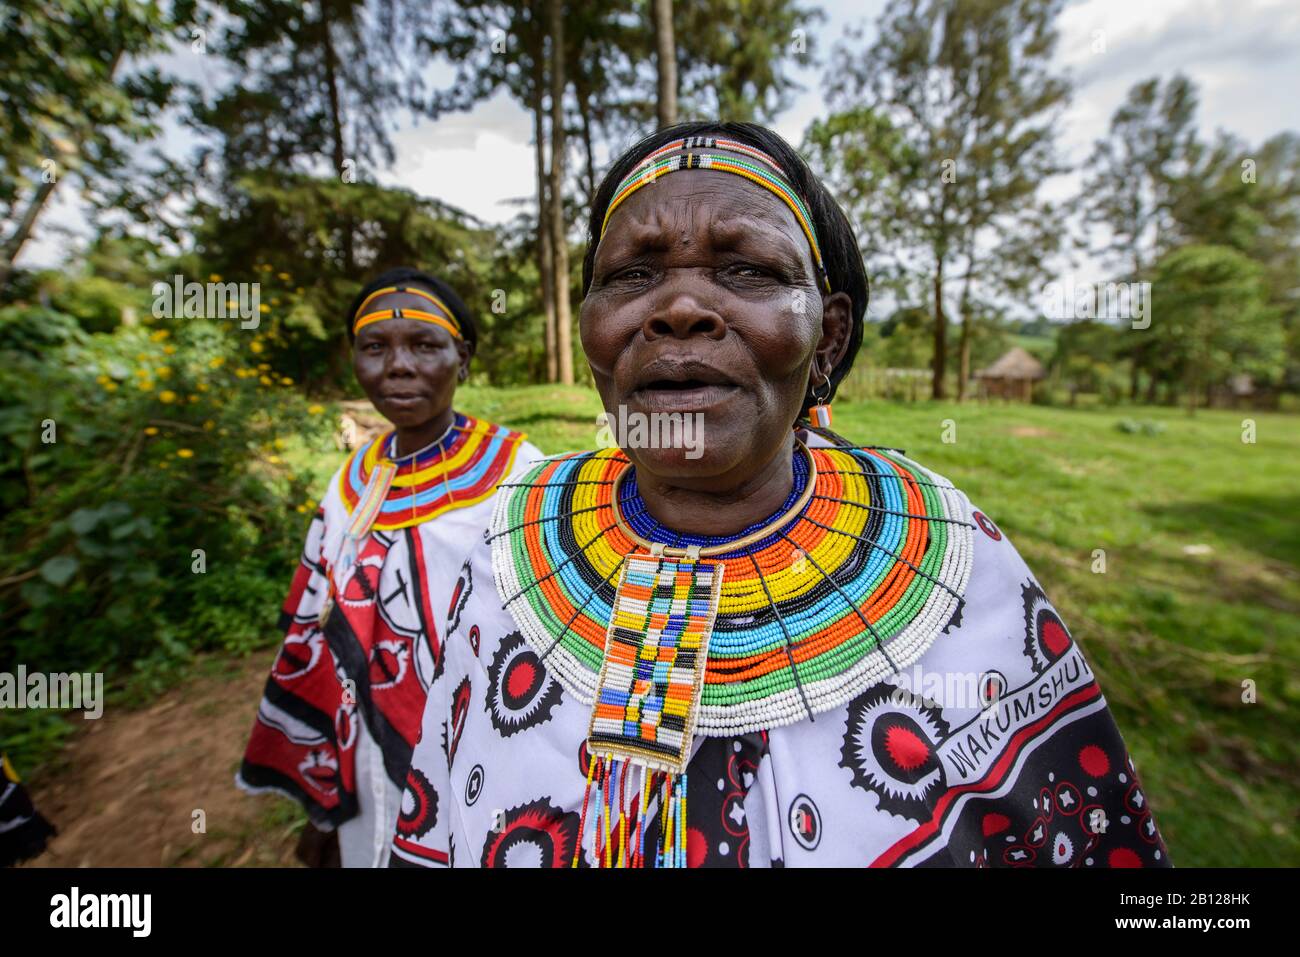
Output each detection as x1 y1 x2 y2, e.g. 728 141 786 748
808 372 833 428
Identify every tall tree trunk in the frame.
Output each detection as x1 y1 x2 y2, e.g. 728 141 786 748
319 0 354 271
0 179 57 290
956 257 974 402
652 0 677 128
1 51 122 290
532 79 557 383
932 263 947 400
548 0 574 385
577 84 597 206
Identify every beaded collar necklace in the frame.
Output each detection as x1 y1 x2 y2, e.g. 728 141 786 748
609 440 818 559
489 435 975 866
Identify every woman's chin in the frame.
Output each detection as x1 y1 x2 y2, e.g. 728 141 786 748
622 437 742 484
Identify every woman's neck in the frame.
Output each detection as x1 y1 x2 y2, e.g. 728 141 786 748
391 407 456 458
631 435 796 538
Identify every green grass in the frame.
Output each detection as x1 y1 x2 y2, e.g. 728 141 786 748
279 388 1300 866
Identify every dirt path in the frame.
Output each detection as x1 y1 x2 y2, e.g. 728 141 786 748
24 653 305 868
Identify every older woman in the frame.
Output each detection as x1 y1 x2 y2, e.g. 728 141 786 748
238 267 542 867
388 126 1170 868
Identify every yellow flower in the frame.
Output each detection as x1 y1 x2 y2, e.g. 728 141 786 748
144 427 159 436
296 287 305 295
307 404 325 415
136 353 150 362
156 366 172 379
203 420 215 431
296 504 308 513
159 390 177 403
188 394 199 403
197 382 209 392
273 438 286 450
105 382 118 392
176 448 194 459
277 272 291 281
137 379 154 392
260 375 273 386
259 303 270 313
96 374 110 385
209 357 225 368
249 340 264 354
257 363 270 371
280 377 293 386
270 298 280 306
163 345 176 355
268 455 282 464
159 461 169 470
150 329 170 342
209 273 222 282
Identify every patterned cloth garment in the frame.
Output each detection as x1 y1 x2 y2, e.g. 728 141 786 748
237 412 542 866
388 428 1171 868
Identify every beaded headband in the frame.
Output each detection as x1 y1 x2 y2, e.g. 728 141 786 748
351 285 462 339
600 136 831 292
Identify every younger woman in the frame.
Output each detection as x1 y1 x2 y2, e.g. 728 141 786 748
238 267 542 866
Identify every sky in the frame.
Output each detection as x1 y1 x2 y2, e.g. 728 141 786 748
19 0 1300 278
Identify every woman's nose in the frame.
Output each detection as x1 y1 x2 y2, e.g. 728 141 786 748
384 345 417 375
642 279 726 341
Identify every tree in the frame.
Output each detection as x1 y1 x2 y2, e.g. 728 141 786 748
1084 75 1198 279
1082 74 1199 400
814 0 1070 400
0 0 180 290
652 0 677 127
188 171 495 390
186 0 426 273
547 0 575 383
1171 131 1300 385
1149 245 1283 412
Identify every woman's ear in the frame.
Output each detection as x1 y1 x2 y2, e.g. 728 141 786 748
457 340 473 381
813 291 853 381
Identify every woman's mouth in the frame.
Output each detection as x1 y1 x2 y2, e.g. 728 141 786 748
633 378 739 412
382 392 427 409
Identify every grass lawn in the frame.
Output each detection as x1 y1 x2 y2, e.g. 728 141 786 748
441 386 1298 867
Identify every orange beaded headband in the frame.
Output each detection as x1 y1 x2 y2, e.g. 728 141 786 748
351 285 463 339
600 136 831 293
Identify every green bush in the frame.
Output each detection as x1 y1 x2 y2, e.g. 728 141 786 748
0 304 333 691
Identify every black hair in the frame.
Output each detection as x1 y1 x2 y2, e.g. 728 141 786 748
582 121 868 407
345 266 478 355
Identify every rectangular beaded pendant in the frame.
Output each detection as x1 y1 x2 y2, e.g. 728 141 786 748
586 552 724 775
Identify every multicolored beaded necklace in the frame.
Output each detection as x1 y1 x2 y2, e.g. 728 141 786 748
488 434 974 866
317 413 526 627
340 412 526 531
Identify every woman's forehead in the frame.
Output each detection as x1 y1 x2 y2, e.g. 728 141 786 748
355 315 453 342
600 171 808 256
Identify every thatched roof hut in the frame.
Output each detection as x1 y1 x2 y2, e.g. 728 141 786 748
975 347 1046 401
